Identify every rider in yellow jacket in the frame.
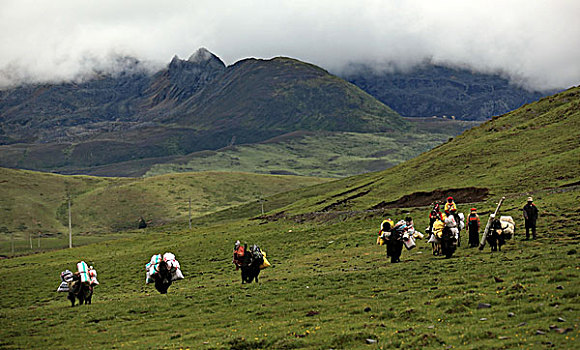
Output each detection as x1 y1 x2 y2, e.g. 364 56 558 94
444 196 457 213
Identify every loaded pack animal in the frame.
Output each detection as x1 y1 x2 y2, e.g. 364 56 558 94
427 213 459 259
378 219 406 263
153 260 173 294
145 253 184 294
67 273 93 307
387 222 406 263
486 219 505 252
233 242 264 284
439 226 458 258
57 263 98 307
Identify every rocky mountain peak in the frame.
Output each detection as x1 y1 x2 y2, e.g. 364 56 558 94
170 55 181 64
187 48 226 69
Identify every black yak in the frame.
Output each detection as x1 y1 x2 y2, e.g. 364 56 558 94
67 273 93 307
152 260 173 294
233 242 264 284
486 219 505 252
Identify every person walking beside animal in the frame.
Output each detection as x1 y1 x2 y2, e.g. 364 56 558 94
429 215 445 256
467 208 480 248
427 203 443 237
523 197 539 240
378 219 394 257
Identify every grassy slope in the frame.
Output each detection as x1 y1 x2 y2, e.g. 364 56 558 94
0 168 329 243
0 88 578 349
249 87 580 217
145 119 479 178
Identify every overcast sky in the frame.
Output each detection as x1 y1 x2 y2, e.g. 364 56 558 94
1 0 578 90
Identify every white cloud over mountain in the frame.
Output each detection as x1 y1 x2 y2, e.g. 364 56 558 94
1 0 578 90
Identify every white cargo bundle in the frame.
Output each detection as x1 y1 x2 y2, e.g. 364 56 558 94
57 269 74 292
145 254 162 284
77 261 90 283
500 216 515 226
402 232 416 250
458 213 465 230
56 281 69 292
172 268 185 281
163 252 181 271
427 234 440 244
450 227 460 240
164 252 184 281
445 215 457 228
500 216 516 235
145 252 184 283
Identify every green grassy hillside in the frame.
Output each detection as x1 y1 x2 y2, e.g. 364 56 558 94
0 168 328 251
146 119 479 178
0 88 578 349
236 86 580 218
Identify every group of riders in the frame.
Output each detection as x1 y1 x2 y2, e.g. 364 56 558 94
378 196 500 261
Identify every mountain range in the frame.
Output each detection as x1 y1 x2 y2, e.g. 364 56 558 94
0 49 551 176
340 62 551 120
0 49 407 175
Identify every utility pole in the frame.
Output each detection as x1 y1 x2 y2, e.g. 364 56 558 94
261 199 264 216
68 196 72 248
188 197 192 230
258 194 265 216
11 232 14 255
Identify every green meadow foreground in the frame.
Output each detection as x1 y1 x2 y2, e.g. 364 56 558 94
0 87 578 349
0 190 578 349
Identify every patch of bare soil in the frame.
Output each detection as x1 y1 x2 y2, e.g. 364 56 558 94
371 187 489 210
256 187 490 223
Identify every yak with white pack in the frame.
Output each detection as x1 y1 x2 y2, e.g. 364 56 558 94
145 252 184 294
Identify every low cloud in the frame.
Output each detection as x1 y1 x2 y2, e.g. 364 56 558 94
1 0 578 90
